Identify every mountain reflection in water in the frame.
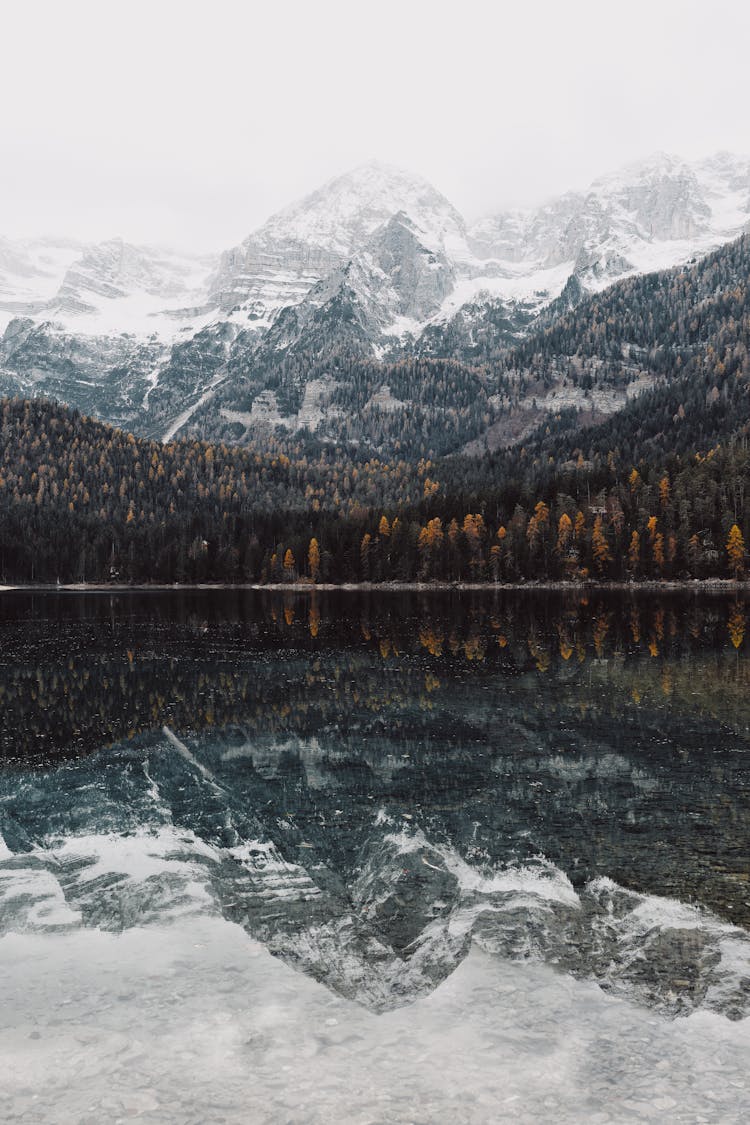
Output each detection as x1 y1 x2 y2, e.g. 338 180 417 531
1 588 750 1022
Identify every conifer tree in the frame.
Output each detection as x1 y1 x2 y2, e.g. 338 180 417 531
591 516 611 574
308 538 321 582
727 524 746 578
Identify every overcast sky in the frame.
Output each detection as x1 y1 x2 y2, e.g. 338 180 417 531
2 0 748 252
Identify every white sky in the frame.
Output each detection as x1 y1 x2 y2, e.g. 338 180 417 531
1 0 749 253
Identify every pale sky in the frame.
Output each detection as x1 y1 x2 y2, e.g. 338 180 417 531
2 0 749 252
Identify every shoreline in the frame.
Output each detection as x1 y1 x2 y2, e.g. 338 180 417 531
2 579 750 594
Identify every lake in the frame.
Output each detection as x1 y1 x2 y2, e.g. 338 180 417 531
1 588 749 1122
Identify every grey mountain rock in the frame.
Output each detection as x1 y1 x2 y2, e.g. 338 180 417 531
55 238 210 315
0 152 748 448
208 160 467 320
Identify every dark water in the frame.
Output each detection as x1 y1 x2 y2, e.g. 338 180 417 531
3 588 750 1122
1 588 750 1015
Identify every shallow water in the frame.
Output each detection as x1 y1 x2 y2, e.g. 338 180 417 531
1 589 749 1121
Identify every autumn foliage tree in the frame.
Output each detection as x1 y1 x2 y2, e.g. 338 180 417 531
417 518 444 580
591 517 611 574
308 537 321 582
727 524 746 578
2 395 750 587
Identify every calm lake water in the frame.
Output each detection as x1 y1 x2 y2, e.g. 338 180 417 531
1 589 750 1123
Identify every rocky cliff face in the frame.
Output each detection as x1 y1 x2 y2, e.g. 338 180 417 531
55 238 210 314
0 315 165 426
0 152 748 447
0 236 83 310
357 211 457 326
208 160 468 320
470 152 750 288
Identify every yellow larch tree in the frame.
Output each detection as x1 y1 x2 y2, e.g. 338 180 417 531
308 538 321 582
591 516 611 573
556 512 573 554
727 524 745 578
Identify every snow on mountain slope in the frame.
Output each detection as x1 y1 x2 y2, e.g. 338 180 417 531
208 160 470 322
1 151 749 444
261 160 469 260
3 151 748 348
0 236 85 326
468 151 750 297
49 238 215 336
241 149 750 356
0 236 215 341
57 238 210 308
262 210 459 347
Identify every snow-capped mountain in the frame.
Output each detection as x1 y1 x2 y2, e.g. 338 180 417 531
3 152 748 341
0 151 748 445
0 237 215 427
203 150 750 360
469 151 750 291
0 235 85 309
208 161 470 323
53 239 213 327
0 237 212 337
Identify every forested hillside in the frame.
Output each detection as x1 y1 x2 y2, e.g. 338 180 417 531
2 233 749 586
471 236 745 446
197 349 497 458
0 396 747 585
156 234 750 461
509 234 749 387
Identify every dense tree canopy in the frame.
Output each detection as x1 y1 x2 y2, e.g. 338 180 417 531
0 396 747 585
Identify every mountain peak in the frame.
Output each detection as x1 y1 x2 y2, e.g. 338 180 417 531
209 160 467 313
325 158 444 193
591 151 692 190
256 159 465 251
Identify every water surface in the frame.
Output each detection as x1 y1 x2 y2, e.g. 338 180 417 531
1 589 749 1122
